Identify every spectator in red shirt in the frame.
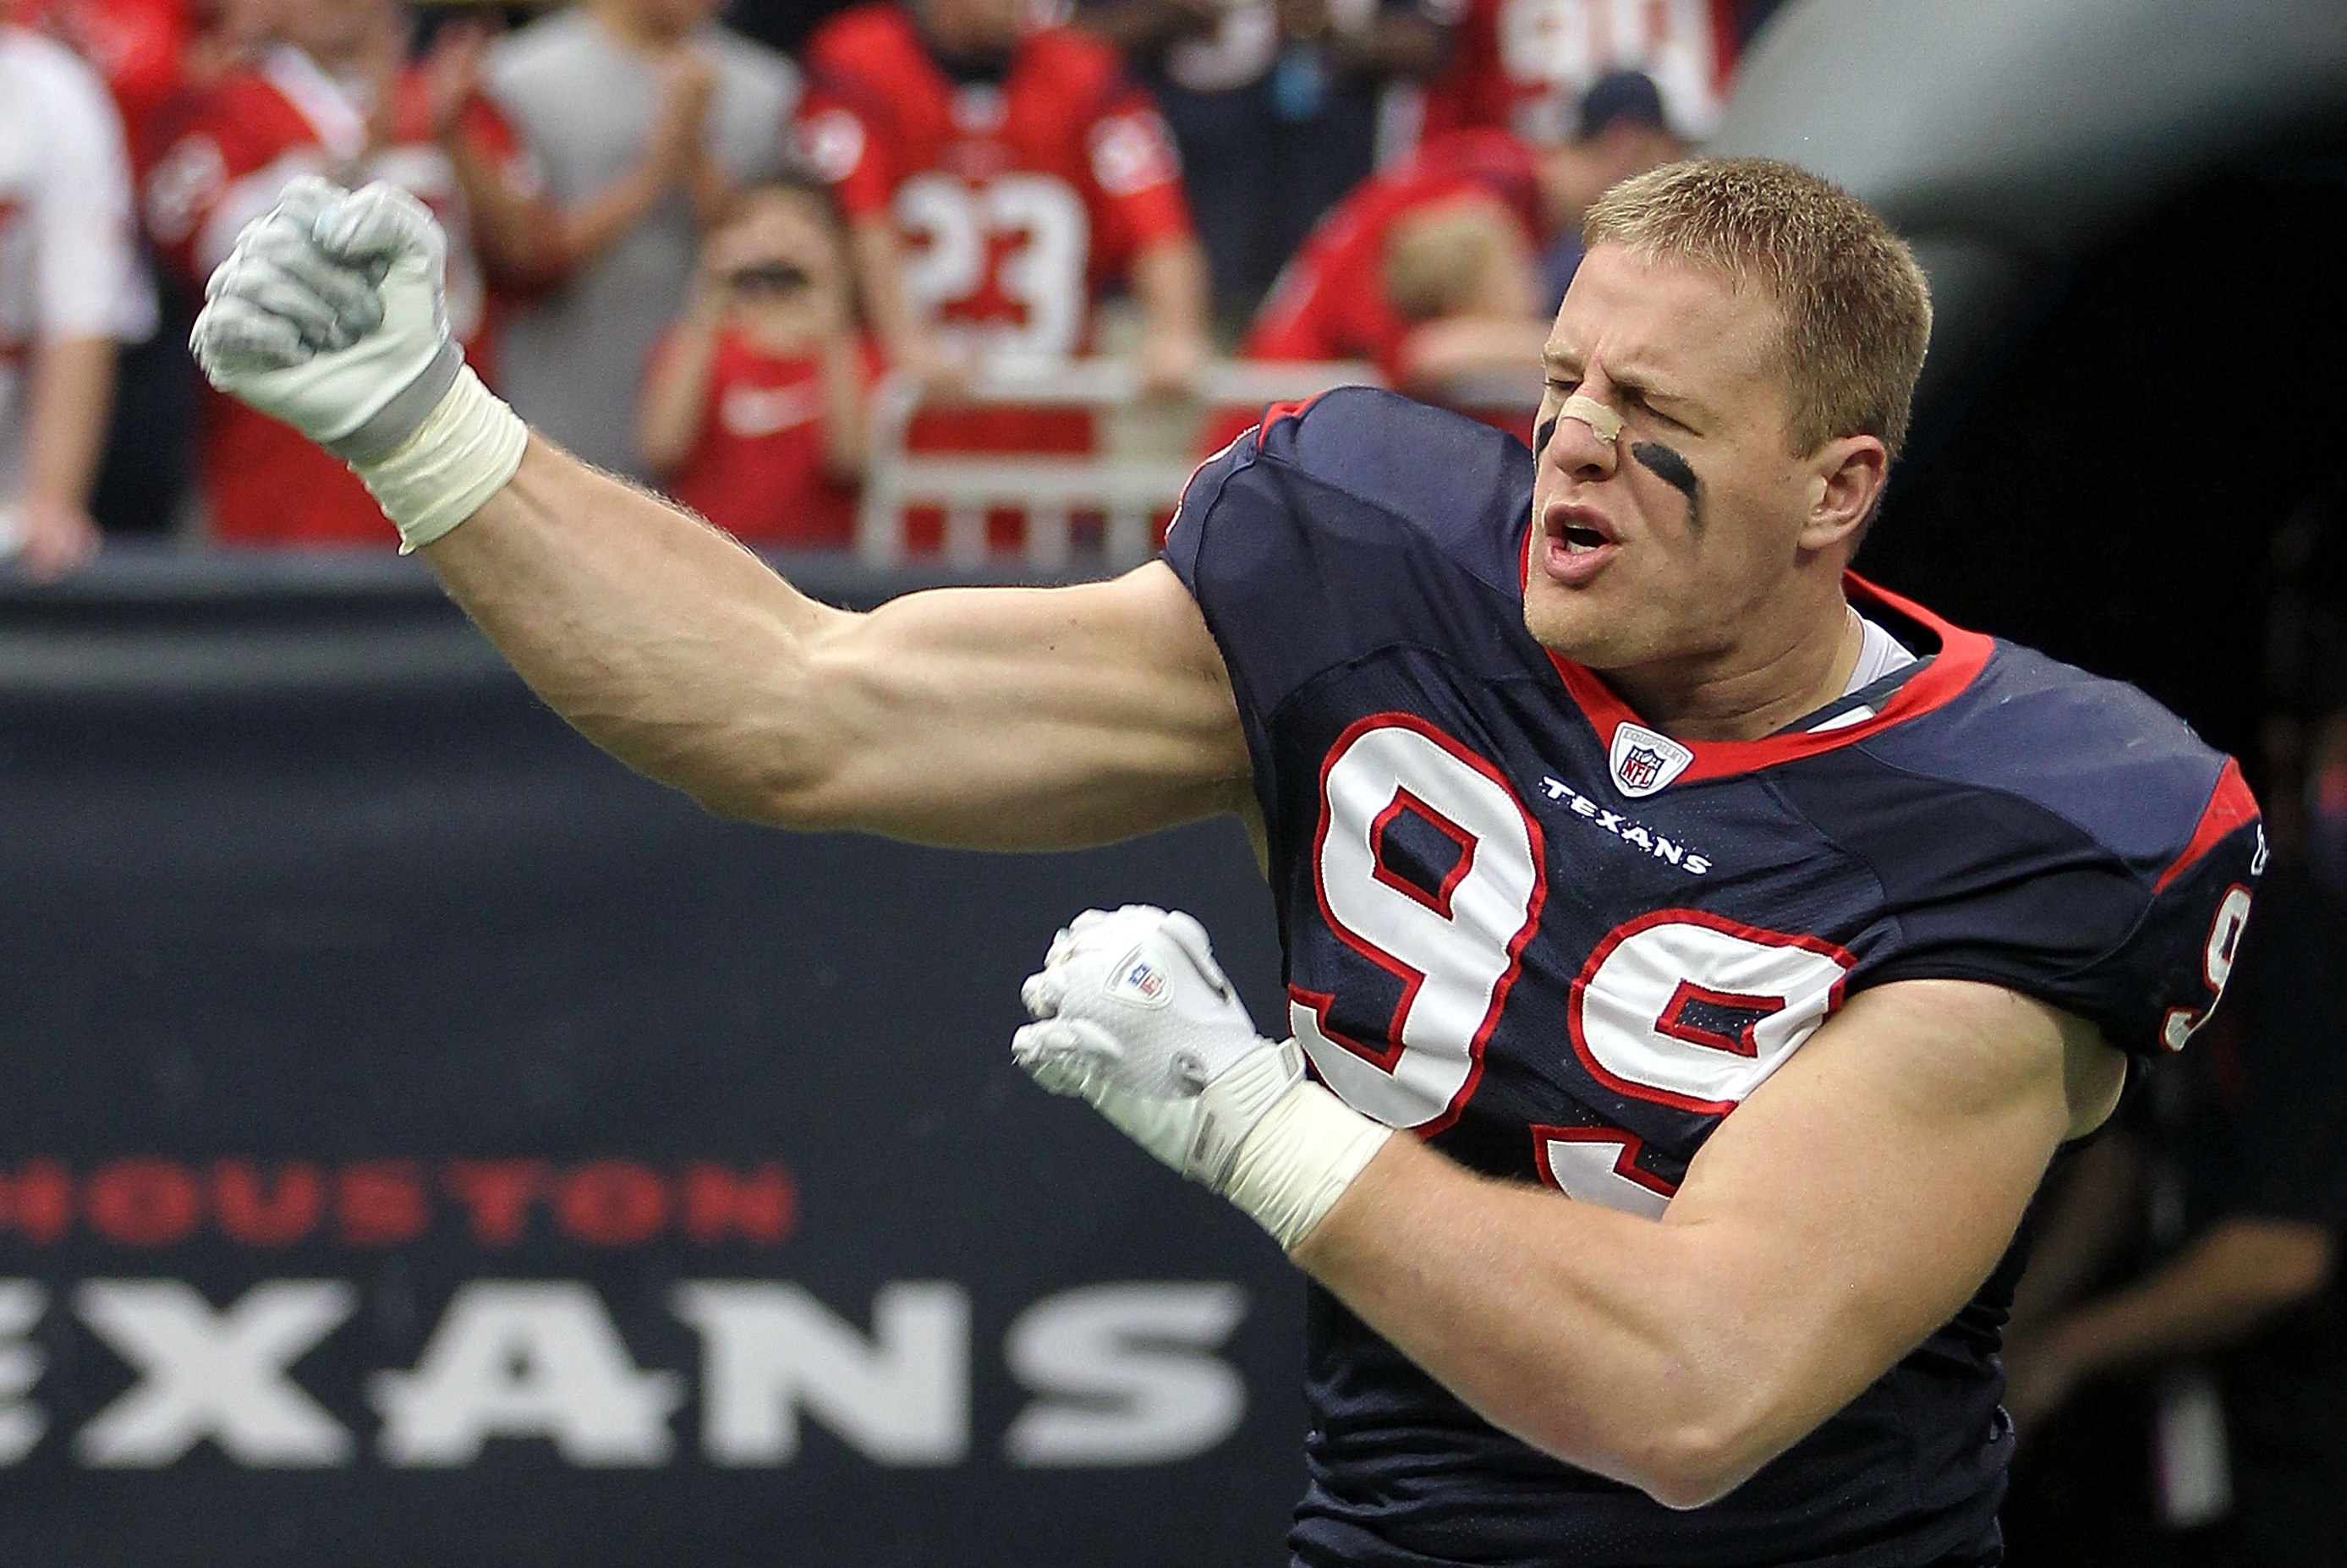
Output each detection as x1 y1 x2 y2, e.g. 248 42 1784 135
1245 74 1681 397
1417 0 1739 149
16 0 197 168
142 0 553 544
795 0 1210 395
639 174 875 549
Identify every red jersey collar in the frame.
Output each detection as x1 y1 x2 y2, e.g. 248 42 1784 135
1532 570 1996 785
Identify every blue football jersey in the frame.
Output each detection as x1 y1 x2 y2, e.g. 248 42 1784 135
1162 390 2264 1568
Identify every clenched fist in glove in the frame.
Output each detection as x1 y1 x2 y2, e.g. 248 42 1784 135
189 176 528 551
1013 905 1391 1250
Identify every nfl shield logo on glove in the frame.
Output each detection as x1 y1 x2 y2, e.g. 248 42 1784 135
1609 722 1694 798
1109 951 1174 1007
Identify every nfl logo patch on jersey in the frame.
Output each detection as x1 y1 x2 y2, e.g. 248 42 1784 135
1609 722 1694 798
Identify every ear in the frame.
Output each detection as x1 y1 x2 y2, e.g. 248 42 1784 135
1797 435 1889 553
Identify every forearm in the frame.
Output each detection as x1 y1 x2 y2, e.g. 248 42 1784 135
1396 317 1549 392
818 335 867 476
1071 0 1209 57
2048 1217 2334 1376
1293 1136 1785 1505
23 335 114 509
684 147 732 231
1131 236 1209 351
446 131 561 282
848 217 926 363
558 161 673 271
1291 984 2087 1507
420 436 856 816
636 313 723 473
1330 12 1451 79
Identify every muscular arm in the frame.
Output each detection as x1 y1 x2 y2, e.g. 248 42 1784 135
419 437 1253 846
1291 979 2128 1507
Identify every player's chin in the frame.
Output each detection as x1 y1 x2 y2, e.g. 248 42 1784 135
1521 580 1620 663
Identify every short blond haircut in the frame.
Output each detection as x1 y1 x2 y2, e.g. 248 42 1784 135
1582 158 1933 459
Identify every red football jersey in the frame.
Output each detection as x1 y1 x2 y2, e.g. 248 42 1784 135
661 328 880 548
17 0 191 166
1243 129 1541 383
796 3 1191 365
143 46 526 545
1418 0 1737 145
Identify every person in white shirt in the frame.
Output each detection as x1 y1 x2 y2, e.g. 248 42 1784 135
0 10 156 577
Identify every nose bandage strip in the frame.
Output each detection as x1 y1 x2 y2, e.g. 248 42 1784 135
1559 392 1625 444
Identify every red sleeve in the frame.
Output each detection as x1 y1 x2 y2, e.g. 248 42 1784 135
452 90 554 213
140 78 266 287
1242 250 1337 362
796 13 906 221
1078 86 1192 271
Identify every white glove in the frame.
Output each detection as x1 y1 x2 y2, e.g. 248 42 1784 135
1014 905 1392 1250
189 177 528 550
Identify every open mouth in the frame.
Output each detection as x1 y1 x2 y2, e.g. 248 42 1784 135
1539 503 1619 585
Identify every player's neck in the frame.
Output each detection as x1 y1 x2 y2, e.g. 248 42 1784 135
1600 593 1864 743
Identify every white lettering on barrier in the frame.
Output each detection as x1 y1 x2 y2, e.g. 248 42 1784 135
3 1279 1253 1469
73 1280 356 1467
0 1281 46 1464
1002 1282 1247 1467
370 1281 685 1466
672 1280 968 1465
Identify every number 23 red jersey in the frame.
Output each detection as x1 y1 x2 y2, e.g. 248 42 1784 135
795 3 1191 359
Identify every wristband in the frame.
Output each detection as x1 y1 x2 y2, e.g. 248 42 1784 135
351 363 529 552
1221 1079 1393 1251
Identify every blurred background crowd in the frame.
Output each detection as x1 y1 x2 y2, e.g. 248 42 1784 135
0 0 1768 562
3 0 2346 1562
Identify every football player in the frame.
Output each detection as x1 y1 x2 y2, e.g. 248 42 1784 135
189 158 2260 1567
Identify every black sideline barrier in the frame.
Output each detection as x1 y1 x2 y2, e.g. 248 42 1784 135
0 549 1302 1567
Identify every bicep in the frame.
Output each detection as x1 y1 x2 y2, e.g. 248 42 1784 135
1663 980 2109 1460
793 561 1254 847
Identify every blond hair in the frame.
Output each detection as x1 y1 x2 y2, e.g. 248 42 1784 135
1582 157 1933 459
1382 195 1533 323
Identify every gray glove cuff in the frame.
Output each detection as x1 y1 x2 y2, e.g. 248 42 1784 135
322 337 463 465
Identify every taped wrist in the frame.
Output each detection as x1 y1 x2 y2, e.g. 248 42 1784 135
1220 1079 1392 1252
350 361 529 552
